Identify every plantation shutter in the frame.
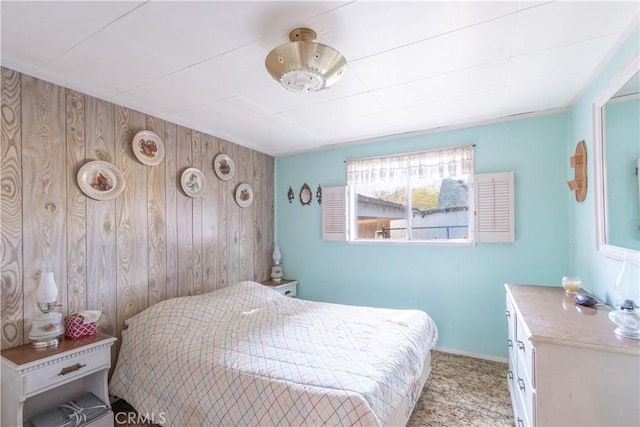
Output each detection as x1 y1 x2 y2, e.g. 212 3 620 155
475 172 514 243
322 186 347 241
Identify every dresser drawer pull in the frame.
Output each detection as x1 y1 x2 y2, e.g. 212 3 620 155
517 340 525 351
507 339 513 348
284 290 292 295
507 370 513 380
505 310 511 318
517 417 525 427
58 363 86 376
517 378 526 391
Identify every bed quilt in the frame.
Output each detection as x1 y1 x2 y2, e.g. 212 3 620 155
109 281 438 426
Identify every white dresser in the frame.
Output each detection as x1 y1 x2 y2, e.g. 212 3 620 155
505 284 640 427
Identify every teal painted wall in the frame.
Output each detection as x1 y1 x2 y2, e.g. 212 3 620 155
275 115 569 358
568 25 640 303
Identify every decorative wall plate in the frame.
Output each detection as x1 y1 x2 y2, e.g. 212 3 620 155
214 154 235 181
236 183 254 208
300 183 312 205
77 161 125 201
132 130 164 166
181 168 206 197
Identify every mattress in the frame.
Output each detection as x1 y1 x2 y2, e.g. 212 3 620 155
109 281 438 426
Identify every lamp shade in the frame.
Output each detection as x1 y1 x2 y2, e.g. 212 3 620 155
273 245 282 266
265 28 347 93
37 272 58 303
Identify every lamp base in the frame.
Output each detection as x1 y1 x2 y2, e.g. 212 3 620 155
29 312 64 347
31 337 60 348
271 265 284 284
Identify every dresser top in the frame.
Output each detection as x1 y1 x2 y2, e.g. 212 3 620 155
1 332 116 367
506 284 640 354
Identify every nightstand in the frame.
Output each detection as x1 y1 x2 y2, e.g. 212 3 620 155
260 279 298 297
1 332 116 427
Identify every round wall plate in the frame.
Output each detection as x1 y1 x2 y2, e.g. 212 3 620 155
77 160 125 201
132 130 164 166
181 168 206 198
214 154 235 181
236 183 254 208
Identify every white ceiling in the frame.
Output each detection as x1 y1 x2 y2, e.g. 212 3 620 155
1 1 638 156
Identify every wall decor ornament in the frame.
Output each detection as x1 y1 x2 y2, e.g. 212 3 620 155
77 160 125 201
316 185 322 204
287 187 294 203
181 168 206 198
132 130 164 166
567 140 587 202
236 183 254 208
300 183 312 206
213 153 235 181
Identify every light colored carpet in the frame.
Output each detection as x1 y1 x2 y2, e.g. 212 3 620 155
407 350 514 427
112 349 514 426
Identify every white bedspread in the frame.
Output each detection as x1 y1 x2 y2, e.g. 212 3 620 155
109 281 438 426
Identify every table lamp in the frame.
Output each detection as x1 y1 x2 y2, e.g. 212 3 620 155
28 272 64 348
271 245 283 283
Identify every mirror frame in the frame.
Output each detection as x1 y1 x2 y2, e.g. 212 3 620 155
592 55 640 261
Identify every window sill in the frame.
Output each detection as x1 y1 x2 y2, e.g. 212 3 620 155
347 239 475 247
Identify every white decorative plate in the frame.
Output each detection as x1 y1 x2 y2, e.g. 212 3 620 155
181 168 206 198
213 153 235 181
235 183 254 208
77 161 125 201
132 130 164 166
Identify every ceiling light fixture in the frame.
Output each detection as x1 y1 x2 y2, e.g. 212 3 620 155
265 28 347 93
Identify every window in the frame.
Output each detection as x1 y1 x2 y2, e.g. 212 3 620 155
346 145 474 243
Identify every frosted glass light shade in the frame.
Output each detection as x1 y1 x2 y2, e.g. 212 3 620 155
37 272 58 303
273 245 282 266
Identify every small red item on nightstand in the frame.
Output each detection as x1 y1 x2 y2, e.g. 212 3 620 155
64 315 97 340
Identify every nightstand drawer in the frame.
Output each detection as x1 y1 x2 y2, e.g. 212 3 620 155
24 346 111 396
276 282 297 297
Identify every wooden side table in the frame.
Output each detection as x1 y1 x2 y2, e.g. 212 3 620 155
260 279 298 297
1 332 116 427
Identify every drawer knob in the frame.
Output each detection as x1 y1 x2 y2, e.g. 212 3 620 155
505 310 511 318
518 377 526 391
284 290 291 295
507 339 513 348
58 363 86 376
517 340 525 351
517 418 525 427
508 370 513 380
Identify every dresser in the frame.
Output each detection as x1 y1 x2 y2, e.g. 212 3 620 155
505 284 640 427
1 332 116 427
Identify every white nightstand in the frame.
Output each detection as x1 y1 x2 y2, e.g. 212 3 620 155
1 332 116 427
260 279 298 297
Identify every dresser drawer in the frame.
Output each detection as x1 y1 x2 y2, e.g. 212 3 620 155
24 346 111 396
515 314 535 388
506 295 517 367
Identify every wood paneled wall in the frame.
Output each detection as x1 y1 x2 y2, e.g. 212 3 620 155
0 67 274 352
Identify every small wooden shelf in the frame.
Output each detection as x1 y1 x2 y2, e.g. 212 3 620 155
567 140 587 202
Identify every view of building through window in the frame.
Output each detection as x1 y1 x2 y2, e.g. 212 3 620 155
347 146 473 242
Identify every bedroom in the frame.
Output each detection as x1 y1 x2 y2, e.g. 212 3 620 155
1 1 639 426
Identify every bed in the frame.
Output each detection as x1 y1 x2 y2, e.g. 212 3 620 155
109 281 438 426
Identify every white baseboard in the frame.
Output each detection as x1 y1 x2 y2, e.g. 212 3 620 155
434 346 508 364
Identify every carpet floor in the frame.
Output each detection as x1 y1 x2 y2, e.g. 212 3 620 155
407 350 514 427
112 350 514 426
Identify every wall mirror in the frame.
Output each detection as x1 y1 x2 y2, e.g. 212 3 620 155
593 56 640 260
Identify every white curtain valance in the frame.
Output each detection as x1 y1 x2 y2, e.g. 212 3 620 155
347 145 474 185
